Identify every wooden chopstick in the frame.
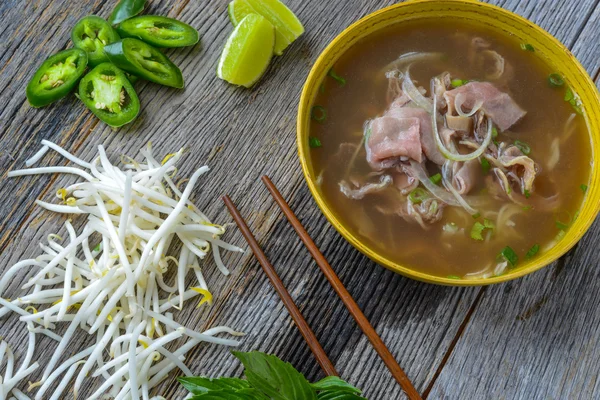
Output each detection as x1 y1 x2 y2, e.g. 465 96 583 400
261 176 423 400
222 195 339 377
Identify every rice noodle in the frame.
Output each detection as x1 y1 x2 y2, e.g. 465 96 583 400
1 142 245 399
382 52 444 75
432 94 493 162
402 68 434 114
441 161 478 215
547 137 560 171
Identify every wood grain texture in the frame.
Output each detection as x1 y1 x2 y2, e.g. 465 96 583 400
0 0 599 399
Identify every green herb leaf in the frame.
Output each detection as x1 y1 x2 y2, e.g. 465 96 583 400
480 158 491 175
522 205 533 211
524 189 531 199
108 0 145 25
525 244 540 259
327 69 346 86
520 43 535 52
233 351 317 400
190 388 268 399
429 173 442 185
499 246 518 267
451 79 465 88
93 243 101 252
179 377 252 394
555 220 569 230
491 127 498 139
580 184 588 193
472 212 481 219
311 106 327 123
514 140 531 155
317 391 367 399
309 137 322 148
311 377 362 394
548 73 565 88
447 275 461 280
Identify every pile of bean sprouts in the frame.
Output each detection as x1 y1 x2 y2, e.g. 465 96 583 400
0 140 244 399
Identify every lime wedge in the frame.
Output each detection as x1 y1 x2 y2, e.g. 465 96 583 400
217 14 275 88
228 0 304 55
228 0 254 25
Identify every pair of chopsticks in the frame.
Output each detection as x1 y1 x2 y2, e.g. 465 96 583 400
223 176 422 399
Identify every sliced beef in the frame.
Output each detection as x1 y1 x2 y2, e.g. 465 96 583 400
385 106 446 165
392 167 419 194
444 82 526 131
365 116 422 170
452 159 479 195
498 145 537 192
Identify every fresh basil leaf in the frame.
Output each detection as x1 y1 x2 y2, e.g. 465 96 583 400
311 377 362 394
108 0 145 25
179 377 251 394
232 351 317 400
191 388 267 399
317 391 368 400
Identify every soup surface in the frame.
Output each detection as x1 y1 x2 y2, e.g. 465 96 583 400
309 20 591 279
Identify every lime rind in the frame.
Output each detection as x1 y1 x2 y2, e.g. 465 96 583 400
217 14 275 88
228 0 304 55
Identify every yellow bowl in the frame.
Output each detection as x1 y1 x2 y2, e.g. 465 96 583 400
297 0 600 285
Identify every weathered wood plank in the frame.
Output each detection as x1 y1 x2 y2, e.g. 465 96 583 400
427 3 600 397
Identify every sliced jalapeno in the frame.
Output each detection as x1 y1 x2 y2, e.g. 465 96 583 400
117 16 199 48
78 63 140 127
109 0 145 26
103 38 184 88
71 16 120 67
26 48 88 108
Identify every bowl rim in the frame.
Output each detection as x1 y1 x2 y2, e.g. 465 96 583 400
296 0 600 286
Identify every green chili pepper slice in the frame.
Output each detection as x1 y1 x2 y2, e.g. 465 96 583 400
78 63 140 127
103 38 184 88
117 16 199 48
26 49 88 108
71 16 120 67
108 0 145 26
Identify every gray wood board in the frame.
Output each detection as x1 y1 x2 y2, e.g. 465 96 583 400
0 0 599 400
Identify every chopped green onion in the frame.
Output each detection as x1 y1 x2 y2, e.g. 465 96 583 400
564 87 583 115
564 87 574 102
525 244 540 259
481 157 491 174
548 73 565 88
309 137 322 148
443 222 459 233
93 244 101 252
514 140 531 155
555 220 569 230
574 210 580 221
429 173 442 185
472 212 481 219
492 127 498 139
311 106 327 122
522 205 533 211
451 79 465 88
499 246 518 267
555 229 566 241
408 187 429 204
447 275 461 280
520 43 535 52
580 184 588 193
328 69 346 86
524 189 531 199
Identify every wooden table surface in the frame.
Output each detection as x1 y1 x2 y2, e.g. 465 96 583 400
1 0 600 399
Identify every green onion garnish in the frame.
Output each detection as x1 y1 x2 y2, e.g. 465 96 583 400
548 73 565 88
555 230 566 241
522 205 533 211
564 87 583 114
525 244 540 259
408 187 429 204
447 275 461 280
311 106 327 123
520 43 535 52
451 79 465 88
514 140 531 155
580 184 588 193
328 69 346 86
430 173 442 185
492 127 498 139
499 246 518 267
524 189 531 199
555 220 569 230
472 212 481 219
470 219 494 241
309 137 322 148
481 158 491 174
